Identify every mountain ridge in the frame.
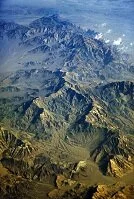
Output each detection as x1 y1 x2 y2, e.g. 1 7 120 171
0 14 134 199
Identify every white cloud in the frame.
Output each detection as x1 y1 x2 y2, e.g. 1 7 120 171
95 33 103 40
105 39 110 43
106 29 112 34
113 37 122 45
101 23 107 27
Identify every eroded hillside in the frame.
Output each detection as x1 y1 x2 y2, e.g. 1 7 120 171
0 15 134 198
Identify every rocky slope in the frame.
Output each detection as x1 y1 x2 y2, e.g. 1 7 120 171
0 14 134 198
0 15 133 82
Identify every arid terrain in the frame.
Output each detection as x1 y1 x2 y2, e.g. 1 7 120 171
0 2 134 198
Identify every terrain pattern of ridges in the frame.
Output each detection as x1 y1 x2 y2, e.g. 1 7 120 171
0 14 134 199
0 15 133 83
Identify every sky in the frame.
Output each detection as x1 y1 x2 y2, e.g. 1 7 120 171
1 0 56 7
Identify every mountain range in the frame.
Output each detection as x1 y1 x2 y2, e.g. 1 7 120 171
0 14 134 199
